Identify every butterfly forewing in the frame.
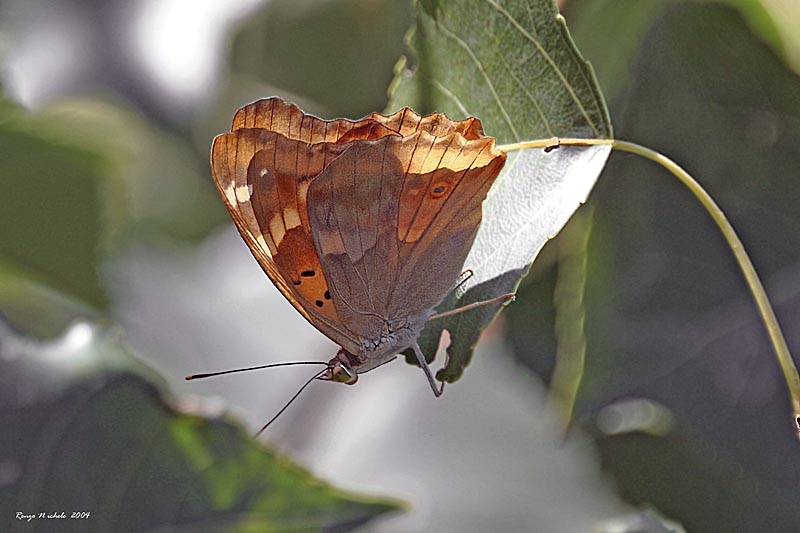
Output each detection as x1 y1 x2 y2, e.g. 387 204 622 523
232 98 395 144
211 128 361 352
231 97 487 144
246 135 343 323
305 136 404 343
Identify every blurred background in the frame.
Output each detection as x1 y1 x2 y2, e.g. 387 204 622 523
2 0 800 531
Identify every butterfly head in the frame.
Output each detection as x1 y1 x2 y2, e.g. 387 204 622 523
330 362 358 385
318 348 360 385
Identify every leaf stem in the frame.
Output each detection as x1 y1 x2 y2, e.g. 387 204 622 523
503 136 800 436
498 137 613 152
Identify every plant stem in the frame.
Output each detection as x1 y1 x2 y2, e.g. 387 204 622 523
498 137 612 152
500 137 800 436
613 140 800 434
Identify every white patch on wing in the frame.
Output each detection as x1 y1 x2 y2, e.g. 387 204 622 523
235 184 250 202
255 235 272 257
224 184 236 205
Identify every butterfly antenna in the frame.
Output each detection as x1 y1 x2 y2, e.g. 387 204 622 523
185 361 328 381
255 367 328 437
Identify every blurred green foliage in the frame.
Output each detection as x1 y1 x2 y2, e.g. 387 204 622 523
230 0 414 118
0 320 401 531
0 99 117 309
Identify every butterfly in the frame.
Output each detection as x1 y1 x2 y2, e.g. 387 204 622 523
208 97 508 398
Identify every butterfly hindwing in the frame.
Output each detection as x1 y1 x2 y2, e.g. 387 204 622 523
306 136 404 342
390 133 506 317
306 131 506 344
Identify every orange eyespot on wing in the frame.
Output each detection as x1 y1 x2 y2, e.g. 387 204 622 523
398 132 501 244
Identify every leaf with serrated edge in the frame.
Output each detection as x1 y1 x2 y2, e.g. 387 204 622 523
388 0 612 381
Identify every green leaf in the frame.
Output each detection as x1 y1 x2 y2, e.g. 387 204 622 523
0 101 117 308
388 0 612 382
389 1 611 140
0 317 402 532
0 266 99 339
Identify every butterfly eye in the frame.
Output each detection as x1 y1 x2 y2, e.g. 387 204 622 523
331 364 358 385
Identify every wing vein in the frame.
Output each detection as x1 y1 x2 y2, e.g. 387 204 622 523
403 136 458 247
373 138 388 315
394 142 491 288
399 133 425 242
351 145 374 311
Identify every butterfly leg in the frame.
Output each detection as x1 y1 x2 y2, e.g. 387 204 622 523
429 293 515 321
412 341 445 397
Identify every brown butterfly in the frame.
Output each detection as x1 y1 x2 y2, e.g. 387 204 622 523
203 97 508 403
